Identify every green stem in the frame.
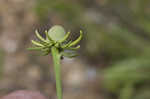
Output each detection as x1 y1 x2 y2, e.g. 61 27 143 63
51 47 62 99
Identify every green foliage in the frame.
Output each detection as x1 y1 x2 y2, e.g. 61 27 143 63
103 56 150 99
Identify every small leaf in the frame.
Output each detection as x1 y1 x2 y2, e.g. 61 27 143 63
61 52 78 58
58 31 70 43
41 50 50 56
65 45 80 50
47 43 53 47
31 40 44 47
45 30 53 42
61 41 72 48
35 30 48 43
68 30 83 47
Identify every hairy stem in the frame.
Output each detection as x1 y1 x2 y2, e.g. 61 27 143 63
51 47 62 99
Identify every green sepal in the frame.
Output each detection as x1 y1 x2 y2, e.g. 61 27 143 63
47 43 53 47
41 48 51 56
58 31 70 43
31 40 44 47
41 51 50 56
61 41 72 48
68 30 83 47
65 45 80 50
45 30 53 42
35 30 49 43
41 47 50 52
61 52 78 58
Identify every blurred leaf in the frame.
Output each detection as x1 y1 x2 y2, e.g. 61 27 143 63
103 57 150 93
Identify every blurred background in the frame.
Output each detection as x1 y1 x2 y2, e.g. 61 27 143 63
0 0 150 99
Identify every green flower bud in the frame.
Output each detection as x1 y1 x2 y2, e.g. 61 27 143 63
48 25 66 41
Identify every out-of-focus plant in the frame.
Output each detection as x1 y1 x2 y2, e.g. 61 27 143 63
28 25 83 99
103 56 150 99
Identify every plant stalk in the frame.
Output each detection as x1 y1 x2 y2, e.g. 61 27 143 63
51 47 62 99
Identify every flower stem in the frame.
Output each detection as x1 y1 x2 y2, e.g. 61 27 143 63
51 47 62 99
